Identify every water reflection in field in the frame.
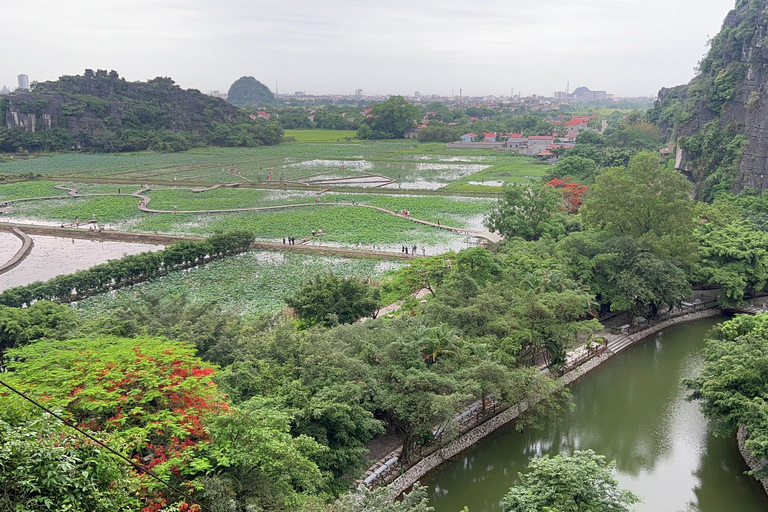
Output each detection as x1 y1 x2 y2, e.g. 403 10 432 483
0 235 163 292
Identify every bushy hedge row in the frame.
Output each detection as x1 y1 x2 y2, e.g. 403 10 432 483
0 230 254 307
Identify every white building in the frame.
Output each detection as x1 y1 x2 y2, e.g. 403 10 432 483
17 74 29 91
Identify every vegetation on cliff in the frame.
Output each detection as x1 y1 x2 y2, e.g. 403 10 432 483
226 76 276 106
650 0 764 199
0 70 282 153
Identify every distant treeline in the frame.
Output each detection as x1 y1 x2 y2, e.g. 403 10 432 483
0 230 254 307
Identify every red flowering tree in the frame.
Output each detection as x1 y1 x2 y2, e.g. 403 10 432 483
546 178 589 213
3 337 227 511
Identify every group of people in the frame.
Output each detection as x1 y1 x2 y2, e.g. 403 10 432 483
284 237 297 245
402 245 424 256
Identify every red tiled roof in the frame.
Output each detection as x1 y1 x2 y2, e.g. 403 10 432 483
465 132 477 137
483 132 496 138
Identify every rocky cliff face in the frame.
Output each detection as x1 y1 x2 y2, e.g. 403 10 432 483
657 0 768 195
2 70 247 139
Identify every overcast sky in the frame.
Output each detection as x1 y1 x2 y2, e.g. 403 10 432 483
2 0 737 98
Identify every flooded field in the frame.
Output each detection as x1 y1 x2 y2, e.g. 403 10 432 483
0 235 164 292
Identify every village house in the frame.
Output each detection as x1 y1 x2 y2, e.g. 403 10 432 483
504 137 528 152
483 132 497 143
526 135 555 155
461 133 477 143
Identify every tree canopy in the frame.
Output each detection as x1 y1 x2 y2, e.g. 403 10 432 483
485 183 566 241
357 96 419 139
285 274 380 327
502 450 640 512
581 152 695 263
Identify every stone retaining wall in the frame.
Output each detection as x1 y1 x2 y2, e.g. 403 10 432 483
737 424 768 495
0 227 34 275
388 308 723 497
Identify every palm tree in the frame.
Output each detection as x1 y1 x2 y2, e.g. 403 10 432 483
419 323 463 364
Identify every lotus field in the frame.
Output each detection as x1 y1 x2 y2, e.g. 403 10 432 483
76 250 405 315
0 138 533 308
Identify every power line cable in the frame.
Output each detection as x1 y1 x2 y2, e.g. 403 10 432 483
0 378 212 512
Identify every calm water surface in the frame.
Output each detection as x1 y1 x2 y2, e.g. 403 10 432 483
0 235 163 291
423 317 768 512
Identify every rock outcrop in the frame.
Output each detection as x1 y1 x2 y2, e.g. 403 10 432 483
654 0 768 196
0 70 282 152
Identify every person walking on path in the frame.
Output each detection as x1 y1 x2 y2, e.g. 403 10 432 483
283 238 286 244
173 205 177 213
422 247 426 256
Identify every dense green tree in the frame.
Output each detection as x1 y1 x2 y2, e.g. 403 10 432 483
559 233 691 317
417 124 463 142
581 152 696 263
373 338 470 462
693 214 768 305
286 274 380 327
0 405 138 512
202 400 326 512
357 96 420 139
0 301 78 363
485 183 566 241
546 155 600 184
502 450 640 512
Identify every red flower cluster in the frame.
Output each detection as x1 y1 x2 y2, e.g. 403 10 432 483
546 178 589 213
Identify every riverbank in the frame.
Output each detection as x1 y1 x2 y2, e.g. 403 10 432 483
738 426 768 495
384 308 723 498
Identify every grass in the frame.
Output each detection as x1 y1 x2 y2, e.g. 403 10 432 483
284 129 357 142
76 250 406 316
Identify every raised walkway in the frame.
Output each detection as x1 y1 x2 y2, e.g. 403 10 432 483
2 185 502 244
0 227 34 275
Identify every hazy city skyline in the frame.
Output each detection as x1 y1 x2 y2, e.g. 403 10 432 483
3 0 737 99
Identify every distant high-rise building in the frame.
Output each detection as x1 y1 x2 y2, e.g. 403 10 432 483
17 74 29 91
355 89 363 97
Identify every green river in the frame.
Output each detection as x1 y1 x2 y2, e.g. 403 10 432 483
423 317 768 511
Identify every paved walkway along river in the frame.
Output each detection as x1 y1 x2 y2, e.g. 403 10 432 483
419 314 768 512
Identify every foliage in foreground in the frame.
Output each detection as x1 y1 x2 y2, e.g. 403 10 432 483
502 450 640 512
684 313 768 478
0 408 137 512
